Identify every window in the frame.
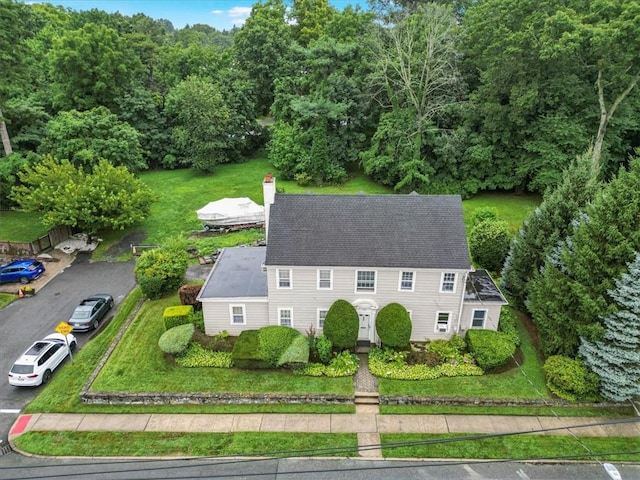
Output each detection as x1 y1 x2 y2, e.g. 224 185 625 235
440 272 456 292
318 309 328 329
230 305 246 325
435 312 450 333
356 270 376 292
318 269 332 289
279 308 293 327
471 309 487 328
277 269 292 288
399 271 415 291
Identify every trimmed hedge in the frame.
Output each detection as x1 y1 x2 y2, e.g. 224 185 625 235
158 323 194 355
466 329 515 370
231 330 270 369
258 325 304 367
231 326 309 369
277 334 310 367
163 305 194 330
543 355 600 401
324 299 359 350
375 302 412 349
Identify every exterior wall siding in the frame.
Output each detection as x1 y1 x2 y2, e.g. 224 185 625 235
460 303 503 333
202 299 269 336
266 265 469 341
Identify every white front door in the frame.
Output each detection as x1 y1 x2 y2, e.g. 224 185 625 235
358 313 370 340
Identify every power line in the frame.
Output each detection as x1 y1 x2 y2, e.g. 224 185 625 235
2 417 639 479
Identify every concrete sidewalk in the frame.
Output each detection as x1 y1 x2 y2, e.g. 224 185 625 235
10 411 640 458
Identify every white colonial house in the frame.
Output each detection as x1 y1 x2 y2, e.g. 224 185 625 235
197 175 507 344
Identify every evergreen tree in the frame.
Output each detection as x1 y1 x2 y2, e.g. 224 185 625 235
528 158 640 357
579 253 640 402
501 152 599 309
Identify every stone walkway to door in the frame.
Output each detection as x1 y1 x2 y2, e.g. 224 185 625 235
353 352 382 457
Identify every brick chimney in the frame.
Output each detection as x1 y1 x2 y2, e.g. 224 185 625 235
262 173 275 241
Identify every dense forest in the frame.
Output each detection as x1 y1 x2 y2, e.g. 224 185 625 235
1 0 638 202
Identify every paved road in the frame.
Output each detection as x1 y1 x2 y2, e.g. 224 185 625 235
0 452 637 479
0 254 135 445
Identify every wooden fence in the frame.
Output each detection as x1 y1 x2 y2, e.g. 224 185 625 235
0 225 72 257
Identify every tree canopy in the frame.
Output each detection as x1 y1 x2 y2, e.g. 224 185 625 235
12 156 154 235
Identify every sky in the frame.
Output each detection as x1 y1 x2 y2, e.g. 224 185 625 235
29 0 369 31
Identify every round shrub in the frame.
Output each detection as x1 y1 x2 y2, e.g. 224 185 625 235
469 220 511 273
543 355 600 401
466 329 516 370
158 323 194 356
258 325 303 368
323 299 359 350
232 330 270 369
135 246 189 299
375 302 412 349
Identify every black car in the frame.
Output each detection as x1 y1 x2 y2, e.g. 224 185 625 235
68 294 114 332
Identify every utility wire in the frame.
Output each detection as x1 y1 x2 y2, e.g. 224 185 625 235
2 417 639 480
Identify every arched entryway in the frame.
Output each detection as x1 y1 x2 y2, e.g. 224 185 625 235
352 299 379 344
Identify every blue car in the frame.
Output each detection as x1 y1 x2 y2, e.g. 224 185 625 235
0 259 46 284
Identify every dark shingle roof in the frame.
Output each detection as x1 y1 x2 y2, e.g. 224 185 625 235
265 194 471 269
200 247 267 299
464 270 507 303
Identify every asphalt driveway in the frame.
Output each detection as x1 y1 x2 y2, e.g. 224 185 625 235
0 253 136 445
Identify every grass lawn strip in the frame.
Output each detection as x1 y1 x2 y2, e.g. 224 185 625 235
380 434 640 462
91 294 353 395
13 432 358 457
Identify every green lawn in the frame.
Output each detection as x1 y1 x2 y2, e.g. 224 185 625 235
91 294 353 395
462 191 540 233
381 433 640 461
0 292 16 309
0 210 46 241
14 431 358 457
2 156 540 254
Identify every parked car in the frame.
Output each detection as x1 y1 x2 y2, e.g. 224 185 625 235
68 294 114 332
0 259 45 284
8 333 76 387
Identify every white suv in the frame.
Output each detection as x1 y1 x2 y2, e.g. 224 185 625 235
8 333 76 387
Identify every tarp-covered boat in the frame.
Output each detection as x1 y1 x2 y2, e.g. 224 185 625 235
196 198 265 229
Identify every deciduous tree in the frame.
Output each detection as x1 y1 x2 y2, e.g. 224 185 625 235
232 0 292 115
363 3 460 192
12 156 154 236
38 107 146 172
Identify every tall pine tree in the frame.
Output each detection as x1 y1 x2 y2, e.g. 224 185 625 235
579 254 640 402
528 158 640 356
500 152 599 309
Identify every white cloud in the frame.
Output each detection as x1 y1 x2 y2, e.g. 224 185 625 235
211 10 224 15
228 6 252 18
